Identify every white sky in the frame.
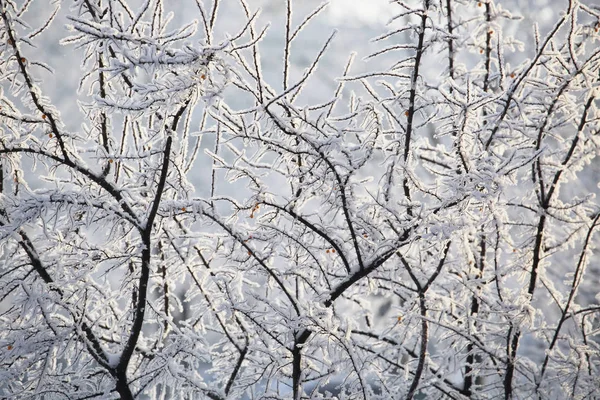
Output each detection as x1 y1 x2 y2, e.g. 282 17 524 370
327 0 396 26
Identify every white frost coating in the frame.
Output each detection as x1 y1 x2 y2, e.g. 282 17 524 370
3 0 599 399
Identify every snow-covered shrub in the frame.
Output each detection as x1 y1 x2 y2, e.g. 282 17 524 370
1 0 599 398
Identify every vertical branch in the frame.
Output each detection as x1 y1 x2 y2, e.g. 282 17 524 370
284 0 292 91
98 53 112 178
407 292 429 400
0 157 3 194
209 120 221 207
402 0 430 211
196 0 212 44
292 330 312 400
504 325 518 400
445 0 455 82
116 136 172 395
238 0 264 103
209 0 219 34
464 231 486 396
159 241 170 336
404 0 430 163
292 339 302 400
483 2 493 93
115 117 130 184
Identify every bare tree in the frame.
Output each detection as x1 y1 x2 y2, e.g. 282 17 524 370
1 0 600 399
